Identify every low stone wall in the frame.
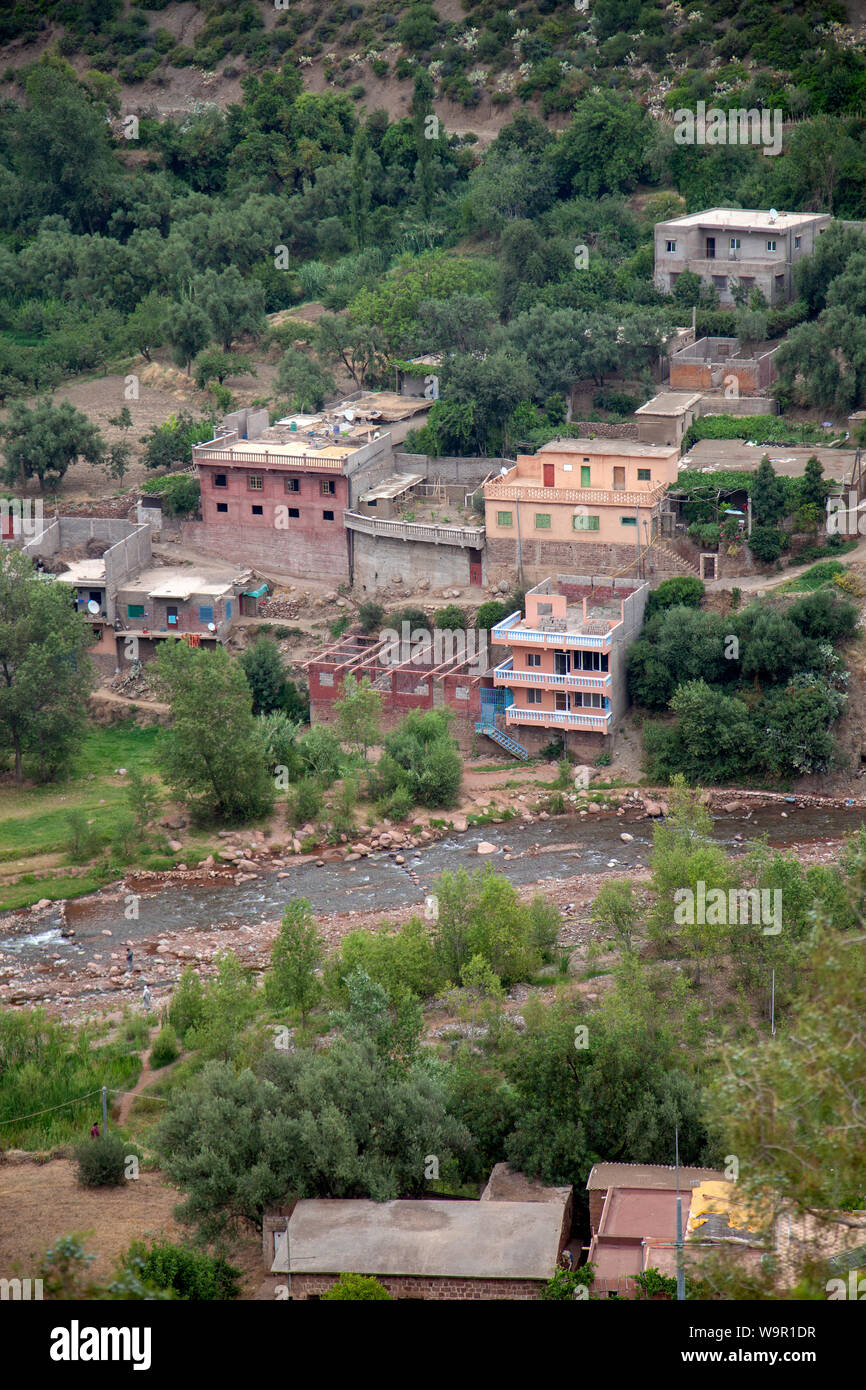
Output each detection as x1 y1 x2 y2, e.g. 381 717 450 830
286 1272 545 1300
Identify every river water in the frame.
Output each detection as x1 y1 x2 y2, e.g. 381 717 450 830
1 804 863 969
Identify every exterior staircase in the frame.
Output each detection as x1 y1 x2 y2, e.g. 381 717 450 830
651 539 703 577
474 718 529 760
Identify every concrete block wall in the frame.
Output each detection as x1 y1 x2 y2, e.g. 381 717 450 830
352 532 483 594
181 519 350 582
103 524 152 592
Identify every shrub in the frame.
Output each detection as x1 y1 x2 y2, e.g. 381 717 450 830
434 604 465 631
168 966 205 1041
321 1272 393 1300
140 473 200 517
644 577 704 620
475 600 509 630
749 526 783 564
292 777 323 824
150 1024 179 1069
65 810 100 863
384 784 414 821
358 600 385 634
74 1133 130 1188
124 1240 240 1300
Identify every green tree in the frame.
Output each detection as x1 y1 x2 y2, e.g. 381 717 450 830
240 637 288 716
799 455 830 512
0 549 94 782
156 1041 469 1239
751 455 787 528
590 879 639 953
375 708 462 808
349 126 373 250
334 674 382 765
275 349 336 412
194 267 267 352
1 398 104 489
549 92 650 199
164 300 211 374
154 641 274 822
195 952 257 1062
265 899 324 1026
411 68 436 220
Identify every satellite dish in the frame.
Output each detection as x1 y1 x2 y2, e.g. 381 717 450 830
87 599 100 614
207 623 216 632
345 409 355 422
769 208 778 222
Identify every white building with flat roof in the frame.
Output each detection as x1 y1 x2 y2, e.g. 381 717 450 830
654 208 832 306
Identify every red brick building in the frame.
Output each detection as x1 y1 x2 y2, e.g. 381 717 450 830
187 411 392 582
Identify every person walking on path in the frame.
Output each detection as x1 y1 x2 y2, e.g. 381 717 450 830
126 947 133 971
142 983 152 1013
90 1121 100 1139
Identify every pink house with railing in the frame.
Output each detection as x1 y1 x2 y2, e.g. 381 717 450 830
476 576 648 758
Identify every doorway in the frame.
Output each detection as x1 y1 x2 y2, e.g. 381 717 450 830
543 463 555 488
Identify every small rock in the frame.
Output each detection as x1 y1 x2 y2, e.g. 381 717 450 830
620 832 634 843
476 841 497 854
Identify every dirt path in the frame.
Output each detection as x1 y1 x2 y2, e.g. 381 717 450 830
116 1045 179 1127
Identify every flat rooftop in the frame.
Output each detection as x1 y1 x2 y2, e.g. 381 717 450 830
537 438 678 458
659 208 827 230
57 560 106 585
588 1163 725 1191
635 392 703 416
358 472 424 502
120 566 237 600
270 1198 565 1280
681 438 858 483
600 1187 680 1241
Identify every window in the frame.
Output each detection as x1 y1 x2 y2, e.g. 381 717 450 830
216 502 228 513
323 510 334 521
527 689 542 704
251 504 263 516
534 513 551 529
199 606 214 623
497 511 513 527
794 235 801 249
526 652 541 667
225 601 232 620
319 672 334 687
127 604 145 619
248 474 263 491
729 237 741 251
368 499 377 507
167 606 178 627
213 473 227 488
637 468 651 481
284 478 299 493
573 514 599 531
537 602 552 615
580 465 591 486
288 507 299 518
621 516 637 526
321 479 336 496
665 239 677 253
767 239 777 252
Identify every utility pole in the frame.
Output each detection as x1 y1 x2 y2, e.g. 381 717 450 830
675 1126 685 1301
770 968 775 1037
102 1085 108 1134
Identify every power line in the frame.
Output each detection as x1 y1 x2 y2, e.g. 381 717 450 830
0 1087 104 1126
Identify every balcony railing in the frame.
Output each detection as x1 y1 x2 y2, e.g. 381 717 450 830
343 510 484 548
494 659 611 691
491 612 617 649
194 445 346 470
505 706 611 731
485 482 667 508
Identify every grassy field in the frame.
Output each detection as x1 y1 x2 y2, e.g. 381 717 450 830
777 560 850 593
0 722 219 912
